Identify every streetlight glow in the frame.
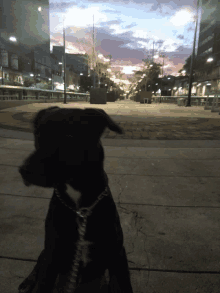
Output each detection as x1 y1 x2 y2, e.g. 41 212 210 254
207 57 213 62
9 36 17 42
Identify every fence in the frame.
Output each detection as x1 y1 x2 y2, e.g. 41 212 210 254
151 96 219 107
0 92 90 102
0 95 19 100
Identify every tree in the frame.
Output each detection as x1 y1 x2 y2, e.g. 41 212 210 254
135 60 162 92
147 62 162 82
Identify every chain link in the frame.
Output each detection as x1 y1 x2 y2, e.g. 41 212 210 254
54 185 109 292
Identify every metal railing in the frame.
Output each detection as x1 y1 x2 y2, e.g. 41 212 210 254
151 95 219 106
0 95 19 100
0 92 90 101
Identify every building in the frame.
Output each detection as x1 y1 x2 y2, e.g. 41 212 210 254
52 46 90 90
66 54 89 76
172 76 191 96
0 0 52 87
52 46 89 75
196 0 220 94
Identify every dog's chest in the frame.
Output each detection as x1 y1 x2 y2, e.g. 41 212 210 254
66 184 93 268
66 184 81 208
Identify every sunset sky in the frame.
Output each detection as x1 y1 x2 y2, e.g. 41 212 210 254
49 0 201 88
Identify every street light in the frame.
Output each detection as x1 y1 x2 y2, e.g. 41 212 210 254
185 0 200 107
207 57 213 63
9 36 17 43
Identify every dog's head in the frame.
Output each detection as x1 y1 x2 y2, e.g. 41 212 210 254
19 106 124 189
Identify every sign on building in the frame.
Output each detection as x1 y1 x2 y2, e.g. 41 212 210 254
1 50 8 67
11 54 18 70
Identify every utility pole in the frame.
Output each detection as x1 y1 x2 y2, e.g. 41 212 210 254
0 50 3 85
186 0 200 107
63 17 67 104
93 15 96 89
152 41 154 61
162 56 164 77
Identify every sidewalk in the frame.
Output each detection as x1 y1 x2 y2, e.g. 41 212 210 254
0 99 220 140
0 100 220 292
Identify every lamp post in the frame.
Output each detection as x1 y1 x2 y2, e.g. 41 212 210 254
185 0 200 107
0 50 3 85
92 15 96 89
63 18 67 104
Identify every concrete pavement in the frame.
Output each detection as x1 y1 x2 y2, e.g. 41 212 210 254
0 100 220 292
1 99 220 139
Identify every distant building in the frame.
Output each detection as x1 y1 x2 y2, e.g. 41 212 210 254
196 0 220 94
197 0 220 58
52 46 90 90
52 46 89 75
0 0 51 85
66 54 89 76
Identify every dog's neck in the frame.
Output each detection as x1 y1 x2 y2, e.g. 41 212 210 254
64 171 108 208
66 183 82 207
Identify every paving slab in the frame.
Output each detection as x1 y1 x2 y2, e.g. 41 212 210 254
1 100 220 140
0 100 220 292
1 258 219 293
0 134 220 292
0 193 219 271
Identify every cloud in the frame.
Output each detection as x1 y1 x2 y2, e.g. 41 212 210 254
177 34 184 40
102 9 121 14
125 23 137 29
49 1 77 12
49 0 195 80
187 25 194 32
99 19 124 26
169 8 195 27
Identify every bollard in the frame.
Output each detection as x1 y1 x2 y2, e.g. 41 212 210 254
211 95 219 112
204 95 211 110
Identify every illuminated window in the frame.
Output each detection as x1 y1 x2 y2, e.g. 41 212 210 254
199 34 214 47
200 47 213 56
200 19 215 34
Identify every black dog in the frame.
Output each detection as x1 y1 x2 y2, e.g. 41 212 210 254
18 107 133 293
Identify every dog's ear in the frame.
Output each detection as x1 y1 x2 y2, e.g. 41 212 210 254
84 108 124 140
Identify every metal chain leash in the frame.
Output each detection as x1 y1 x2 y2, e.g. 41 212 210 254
54 186 109 292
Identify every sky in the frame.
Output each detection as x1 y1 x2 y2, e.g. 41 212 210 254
49 0 200 88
